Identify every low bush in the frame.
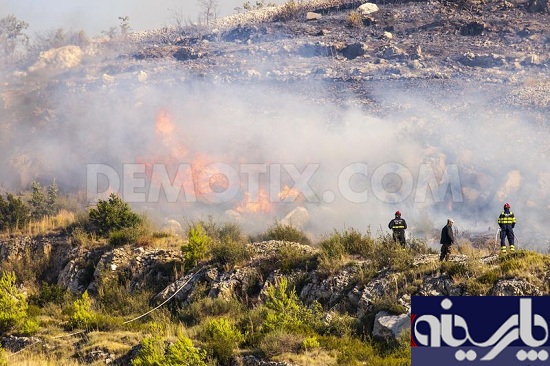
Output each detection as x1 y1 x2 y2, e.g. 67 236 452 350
68 291 97 330
202 318 244 365
259 329 303 358
182 224 212 270
211 238 251 268
347 11 363 28
88 193 143 237
260 222 311 245
0 271 34 335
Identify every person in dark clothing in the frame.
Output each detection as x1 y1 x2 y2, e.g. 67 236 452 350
388 211 407 247
498 203 516 254
440 218 455 261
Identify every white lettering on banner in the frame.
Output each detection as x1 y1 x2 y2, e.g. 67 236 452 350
414 298 549 361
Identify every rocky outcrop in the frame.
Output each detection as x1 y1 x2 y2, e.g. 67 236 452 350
488 279 544 296
372 311 410 341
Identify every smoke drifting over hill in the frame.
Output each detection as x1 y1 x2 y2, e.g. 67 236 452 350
2 70 549 247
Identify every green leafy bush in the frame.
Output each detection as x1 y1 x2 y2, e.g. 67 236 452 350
88 193 142 237
211 238 251 268
0 193 30 231
109 226 144 246
302 335 320 352
133 334 209 366
262 277 321 334
69 291 97 329
0 344 7 366
132 334 166 366
0 272 28 334
29 282 66 307
182 224 212 269
260 222 311 245
203 318 244 365
166 335 208 366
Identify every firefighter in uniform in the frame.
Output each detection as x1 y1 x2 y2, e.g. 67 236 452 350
440 218 455 261
388 211 407 247
498 203 516 254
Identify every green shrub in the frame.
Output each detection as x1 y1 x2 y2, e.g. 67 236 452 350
0 271 30 334
179 296 244 327
17 318 39 336
29 180 59 219
262 277 321 334
69 291 97 329
260 222 311 245
323 313 358 338
275 242 317 274
88 193 142 237
302 335 320 352
0 344 6 366
109 226 143 246
182 224 212 269
0 193 31 231
211 238 251 268
203 318 244 365
29 282 67 307
133 333 209 366
132 334 166 366
217 222 245 243
372 236 414 272
166 335 208 366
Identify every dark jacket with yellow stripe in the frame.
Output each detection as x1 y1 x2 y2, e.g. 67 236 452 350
388 218 407 231
498 209 516 230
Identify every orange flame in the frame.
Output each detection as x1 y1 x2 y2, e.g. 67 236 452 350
278 185 301 202
236 189 272 213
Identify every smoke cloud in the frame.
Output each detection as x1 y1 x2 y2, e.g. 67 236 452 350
1 38 549 249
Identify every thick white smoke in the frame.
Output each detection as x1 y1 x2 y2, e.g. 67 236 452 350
1 24 549 249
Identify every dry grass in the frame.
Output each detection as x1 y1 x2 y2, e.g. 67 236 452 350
275 349 337 365
347 10 363 27
0 210 76 238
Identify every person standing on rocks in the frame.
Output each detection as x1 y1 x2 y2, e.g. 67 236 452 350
388 211 407 247
498 203 516 254
440 218 455 261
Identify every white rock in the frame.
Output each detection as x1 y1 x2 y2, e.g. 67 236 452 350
279 206 309 229
306 12 322 21
357 3 380 17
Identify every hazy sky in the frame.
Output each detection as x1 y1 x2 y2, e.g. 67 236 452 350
2 0 283 36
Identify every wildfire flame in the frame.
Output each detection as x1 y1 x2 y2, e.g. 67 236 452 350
235 189 272 213
278 185 301 202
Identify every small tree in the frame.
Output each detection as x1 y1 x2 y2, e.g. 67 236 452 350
69 291 96 329
30 180 60 219
0 194 31 231
88 193 142 237
46 179 59 216
182 224 211 269
203 318 244 364
197 0 220 26
132 335 166 366
30 181 47 219
119 16 131 34
166 335 208 365
0 272 29 334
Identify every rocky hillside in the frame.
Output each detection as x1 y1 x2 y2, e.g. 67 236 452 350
1 0 549 242
1 227 549 364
